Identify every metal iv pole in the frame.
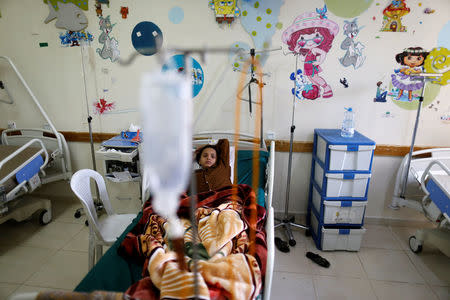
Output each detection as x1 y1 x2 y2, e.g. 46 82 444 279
274 54 308 247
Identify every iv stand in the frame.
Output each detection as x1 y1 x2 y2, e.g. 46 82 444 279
399 73 443 200
274 54 308 246
237 47 281 148
74 44 103 220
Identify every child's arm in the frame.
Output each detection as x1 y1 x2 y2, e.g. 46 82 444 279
216 139 230 165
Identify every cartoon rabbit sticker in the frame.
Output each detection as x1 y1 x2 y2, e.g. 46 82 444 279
282 10 339 99
96 16 120 62
339 19 365 69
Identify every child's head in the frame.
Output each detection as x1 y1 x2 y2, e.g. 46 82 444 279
196 145 218 168
395 47 429 67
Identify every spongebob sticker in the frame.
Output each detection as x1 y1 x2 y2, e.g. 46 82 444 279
209 0 240 25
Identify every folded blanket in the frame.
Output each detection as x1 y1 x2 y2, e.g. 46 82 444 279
119 184 267 300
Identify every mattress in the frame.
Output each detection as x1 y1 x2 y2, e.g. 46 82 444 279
0 145 42 192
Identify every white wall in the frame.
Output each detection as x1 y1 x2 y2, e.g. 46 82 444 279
1 0 449 220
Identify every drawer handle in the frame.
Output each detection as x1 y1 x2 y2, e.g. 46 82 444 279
343 174 355 180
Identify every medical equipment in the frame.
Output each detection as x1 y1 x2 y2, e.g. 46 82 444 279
275 54 309 247
409 160 450 256
398 47 449 201
391 148 450 256
0 56 72 225
95 146 141 214
140 70 192 270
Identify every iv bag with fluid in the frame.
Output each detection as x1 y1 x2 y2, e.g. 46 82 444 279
140 71 192 221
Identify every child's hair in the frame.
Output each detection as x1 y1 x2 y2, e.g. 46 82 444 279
195 144 219 164
287 27 335 56
395 47 429 65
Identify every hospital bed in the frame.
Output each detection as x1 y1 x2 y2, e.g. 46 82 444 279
391 148 450 256
0 128 72 225
0 56 72 225
62 132 276 299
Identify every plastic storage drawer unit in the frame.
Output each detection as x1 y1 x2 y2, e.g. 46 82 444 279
315 129 376 172
311 183 367 225
311 212 366 251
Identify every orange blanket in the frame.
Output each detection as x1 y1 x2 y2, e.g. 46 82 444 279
119 184 267 300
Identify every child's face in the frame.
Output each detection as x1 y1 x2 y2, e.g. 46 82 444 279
404 55 424 67
199 148 217 168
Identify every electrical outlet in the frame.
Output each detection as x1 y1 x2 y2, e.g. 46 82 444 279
266 131 276 140
7 121 16 129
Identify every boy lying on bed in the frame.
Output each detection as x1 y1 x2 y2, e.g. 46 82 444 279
119 139 267 300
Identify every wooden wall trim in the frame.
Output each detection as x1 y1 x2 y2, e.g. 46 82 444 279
1 129 447 157
59 131 116 143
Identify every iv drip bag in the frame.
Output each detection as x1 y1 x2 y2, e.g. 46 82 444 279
140 71 192 237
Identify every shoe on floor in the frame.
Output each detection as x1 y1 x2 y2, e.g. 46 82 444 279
306 251 330 268
275 237 290 253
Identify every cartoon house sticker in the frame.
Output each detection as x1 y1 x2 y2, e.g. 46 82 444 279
380 0 410 32
209 0 240 25
282 10 339 99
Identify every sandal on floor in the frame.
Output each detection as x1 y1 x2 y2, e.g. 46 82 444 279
275 237 290 253
306 251 330 268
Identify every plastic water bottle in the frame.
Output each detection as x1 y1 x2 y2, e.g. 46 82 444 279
341 107 355 138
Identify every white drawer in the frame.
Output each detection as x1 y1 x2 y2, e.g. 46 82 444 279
311 212 365 251
312 184 366 224
314 161 371 198
316 135 375 171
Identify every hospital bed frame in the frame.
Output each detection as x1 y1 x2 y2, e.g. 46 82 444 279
192 131 275 299
0 56 72 224
391 148 450 211
391 148 450 256
409 160 450 256
0 131 72 227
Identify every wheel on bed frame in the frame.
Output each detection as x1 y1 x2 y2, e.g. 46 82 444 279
409 235 423 254
39 209 52 225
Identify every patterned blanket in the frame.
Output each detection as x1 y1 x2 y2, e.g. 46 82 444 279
119 184 267 300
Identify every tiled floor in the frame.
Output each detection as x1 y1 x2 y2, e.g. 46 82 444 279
1 198 449 300
272 225 450 300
